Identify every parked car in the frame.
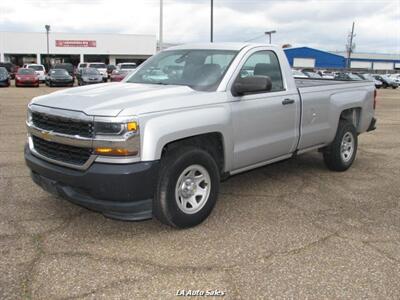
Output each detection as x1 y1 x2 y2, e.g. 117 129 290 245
110 69 132 82
302 70 322 78
355 73 383 89
23 64 46 82
107 64 116 77
87 62 108 81
0 67 10 87
53 63 75 78
319 71 335 79
77 67 103 85
0 62 19 79
372 74 398 89
15 68 39 87
292 69 308 79
25 43 377 228
76 62 87 75
389 76 400 85
334 72 363 81
45 69 74 87
117 62 137 70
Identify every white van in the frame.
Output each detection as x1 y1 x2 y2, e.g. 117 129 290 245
23 64 46 82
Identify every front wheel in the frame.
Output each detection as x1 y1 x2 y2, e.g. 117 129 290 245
323 120 358 171
153 146 220 228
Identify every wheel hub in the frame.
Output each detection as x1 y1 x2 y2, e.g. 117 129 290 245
340 131 354 162
175 165 211 214
180 179 197 198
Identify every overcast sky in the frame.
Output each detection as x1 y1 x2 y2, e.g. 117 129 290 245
1 0 399 53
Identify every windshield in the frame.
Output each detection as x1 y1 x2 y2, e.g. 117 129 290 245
292 70 305 76
127 49 238 91
304 71 322 78
114 69 130 75
28 65 44 71
120 64 136 69
83 68 100 75
18 68 35 75
89 63 106 69
348 73 362 80
50 69 69 75
55 64 73 71
362 74 373 80
0 67 7 75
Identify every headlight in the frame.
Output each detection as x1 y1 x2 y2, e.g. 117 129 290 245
26 107 32 124
94 122 124 135
93 119 140 157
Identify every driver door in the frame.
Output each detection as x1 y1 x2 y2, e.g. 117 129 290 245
229 49 300 170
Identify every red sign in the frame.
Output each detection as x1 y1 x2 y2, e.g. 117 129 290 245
55 40 96 48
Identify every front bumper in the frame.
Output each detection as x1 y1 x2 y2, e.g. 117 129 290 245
50 80 74 86
16 80 38 86
25 145 160 220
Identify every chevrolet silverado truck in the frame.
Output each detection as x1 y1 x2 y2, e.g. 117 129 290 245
25 43 377 228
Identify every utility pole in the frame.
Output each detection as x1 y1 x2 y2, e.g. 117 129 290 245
210 0 214 42
346 22 356 69
45 25 50 70
159 0 163 51
265 30 276 44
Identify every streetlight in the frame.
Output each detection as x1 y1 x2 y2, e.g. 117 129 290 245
159 0 163 51
210 0 214 42
265 30 276 44
45 25 50 69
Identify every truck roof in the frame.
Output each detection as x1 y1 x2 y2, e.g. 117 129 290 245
166 42 276 51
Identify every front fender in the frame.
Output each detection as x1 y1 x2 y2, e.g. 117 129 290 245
139 105 233 171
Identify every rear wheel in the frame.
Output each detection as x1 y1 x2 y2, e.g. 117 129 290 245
323 120 358 171
382 82 389 89
153 146 220 228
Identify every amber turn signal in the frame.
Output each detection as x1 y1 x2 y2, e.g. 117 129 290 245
127 121 138 131
94 147 138 156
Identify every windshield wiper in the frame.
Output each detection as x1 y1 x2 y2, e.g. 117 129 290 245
150 82 169 85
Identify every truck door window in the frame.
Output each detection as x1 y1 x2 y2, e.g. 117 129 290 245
239 51 284 92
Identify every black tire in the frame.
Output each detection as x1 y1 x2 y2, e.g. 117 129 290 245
382 83 388 89
323 120 358 172
153 146 220 228
392 86 398 89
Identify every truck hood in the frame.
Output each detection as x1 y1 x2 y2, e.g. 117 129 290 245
31 82 223 117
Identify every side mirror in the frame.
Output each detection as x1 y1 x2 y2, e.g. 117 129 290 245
232 75 272 96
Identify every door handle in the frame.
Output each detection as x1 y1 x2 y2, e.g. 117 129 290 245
282 98 295 105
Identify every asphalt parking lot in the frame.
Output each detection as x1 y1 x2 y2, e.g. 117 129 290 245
0 83 399 299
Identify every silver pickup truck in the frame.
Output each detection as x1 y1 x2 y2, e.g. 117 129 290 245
25 43 377 228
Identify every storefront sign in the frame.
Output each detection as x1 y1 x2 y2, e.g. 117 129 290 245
55 40 96 47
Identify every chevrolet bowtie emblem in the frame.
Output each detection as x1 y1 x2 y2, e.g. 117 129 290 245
41 131 52 141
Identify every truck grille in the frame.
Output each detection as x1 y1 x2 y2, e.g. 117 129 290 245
32 112 94 138
32 136 92 166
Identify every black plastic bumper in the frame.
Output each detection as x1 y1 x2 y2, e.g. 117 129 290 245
25 146 160 220
367 117 377 132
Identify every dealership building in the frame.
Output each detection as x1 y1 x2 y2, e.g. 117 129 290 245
0 31 157 67
284 46 400 71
